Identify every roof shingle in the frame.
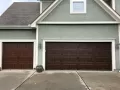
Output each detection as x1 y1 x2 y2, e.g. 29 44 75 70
0 2 40 25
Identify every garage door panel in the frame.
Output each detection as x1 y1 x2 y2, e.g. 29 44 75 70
46 42 112 70
46 65 62 70
2 42 33 69
62 65 77 70
3 64 19 69
77 65 94 70
47 60 62 64
16 64 33 69
94 65 112 70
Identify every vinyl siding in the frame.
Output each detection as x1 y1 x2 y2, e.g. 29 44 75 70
115 0 120 15
42 0 115 22
38 24 119 69
0 29 36 39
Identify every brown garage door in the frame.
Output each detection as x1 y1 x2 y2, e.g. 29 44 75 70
46 42 112 70
2 42 33 69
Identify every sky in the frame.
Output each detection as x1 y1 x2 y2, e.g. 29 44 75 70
0 0 38 15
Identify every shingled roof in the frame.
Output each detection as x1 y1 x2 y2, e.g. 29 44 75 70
0 2 40 25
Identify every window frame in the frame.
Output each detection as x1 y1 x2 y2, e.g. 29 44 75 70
70 0 87 14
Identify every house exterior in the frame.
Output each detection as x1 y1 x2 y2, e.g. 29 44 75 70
0 0 120 71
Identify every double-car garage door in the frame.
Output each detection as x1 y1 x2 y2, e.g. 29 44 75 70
2 42 33 69
46 42 112 70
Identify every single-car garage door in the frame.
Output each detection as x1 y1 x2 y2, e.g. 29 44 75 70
2 42 33 69
46 42 112 70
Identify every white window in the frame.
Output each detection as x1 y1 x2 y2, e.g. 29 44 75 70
70 0 86 14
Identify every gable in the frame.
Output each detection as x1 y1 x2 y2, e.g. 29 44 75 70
42 0 115 22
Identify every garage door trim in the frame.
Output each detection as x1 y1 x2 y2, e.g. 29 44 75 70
43 39 116 71
0 40 36 70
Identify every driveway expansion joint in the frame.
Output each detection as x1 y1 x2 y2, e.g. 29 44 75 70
76 71 91 90
12 70 36 90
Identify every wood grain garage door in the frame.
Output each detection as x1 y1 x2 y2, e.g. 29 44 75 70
2 42 33 69
46 42 112 70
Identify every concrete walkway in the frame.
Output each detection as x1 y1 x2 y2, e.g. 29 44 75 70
0 70 34 90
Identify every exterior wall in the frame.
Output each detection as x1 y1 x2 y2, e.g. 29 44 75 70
0 29 37 69
115 0 120 15
38 24 119 69
0 29 36 39
42 0 115 21
42 1 53 12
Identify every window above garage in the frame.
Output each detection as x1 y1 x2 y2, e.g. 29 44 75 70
70 0 86 14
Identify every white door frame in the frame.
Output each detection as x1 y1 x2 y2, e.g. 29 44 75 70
43 39 116 71
0 39 37 70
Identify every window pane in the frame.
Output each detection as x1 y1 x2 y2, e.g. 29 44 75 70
73 1 84 12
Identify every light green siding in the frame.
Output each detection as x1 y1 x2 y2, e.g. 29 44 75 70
42 0 115 22
38 24 119 69
0 29 36 39
115 0 120 15
42 1 53 12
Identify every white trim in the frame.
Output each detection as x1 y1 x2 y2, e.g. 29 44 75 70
40 1 43 14
38 21 119 25
0 25 30 27
43 39 116 71
112 39 116 71
0 42 2 69
0 40 36 42
118 25 120 70
0 39 36 70
43 40 45 70
112 0 115 10
35 25 39 68
94 0 120 22
33 41 36 68
70 0 86 14
0 25 35 29
31 0 63 27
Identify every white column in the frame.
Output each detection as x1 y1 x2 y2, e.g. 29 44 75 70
35 25 39 68
33 41 36 69
42 40 45 70
0 42 2 69
118 24 120 70
112 40 116 71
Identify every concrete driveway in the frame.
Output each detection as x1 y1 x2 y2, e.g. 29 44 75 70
16 71 87 90
78 71 120 90
2 71 120 90
0 70 34 90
